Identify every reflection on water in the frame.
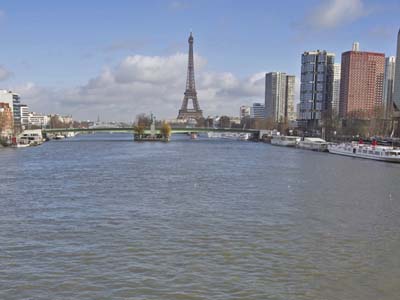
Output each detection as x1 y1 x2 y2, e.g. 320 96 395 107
1 134 400 299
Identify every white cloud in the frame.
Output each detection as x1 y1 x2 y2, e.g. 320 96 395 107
0 65 12 81
303 0 370 29
17 53 265 121
14 82 60 112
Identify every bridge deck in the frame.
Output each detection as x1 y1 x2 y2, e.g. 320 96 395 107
43 127 259 134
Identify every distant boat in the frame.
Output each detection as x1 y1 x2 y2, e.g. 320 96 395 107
328 142 400 163
190 133 198 139
270 135 301 147
54 134 65 140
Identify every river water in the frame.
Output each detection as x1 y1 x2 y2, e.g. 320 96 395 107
1 133 400 300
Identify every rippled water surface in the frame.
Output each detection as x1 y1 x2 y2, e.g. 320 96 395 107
1 134 400 300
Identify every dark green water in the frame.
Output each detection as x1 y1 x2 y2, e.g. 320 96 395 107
1 134 400 299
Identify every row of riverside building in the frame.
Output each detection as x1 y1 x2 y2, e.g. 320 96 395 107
241 29 400 136
298 32 400 132
0 89 73 141
298 42 388 127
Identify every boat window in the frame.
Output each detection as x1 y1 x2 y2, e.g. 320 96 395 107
368 151 374 154
374 151 380 155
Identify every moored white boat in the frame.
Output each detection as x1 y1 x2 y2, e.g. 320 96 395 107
297 137 329 152
270 136 301 147
19 133 44 146
207 132 250 141
328 142 400 163
12 130 44 148
65 132 76 138
12 143 31 148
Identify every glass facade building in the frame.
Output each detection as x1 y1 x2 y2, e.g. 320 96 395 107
250 103 266 119
299 50 335 128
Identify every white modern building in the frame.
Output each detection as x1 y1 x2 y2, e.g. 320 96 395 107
265 72 286 122
239 105 251 119
299 50 335 128
265 72 285 122
383 56 396 117
331 63 341 116
286 75 296 122
393 30 400 111
20 104 29 129
28 112 49 128
250 103 265 119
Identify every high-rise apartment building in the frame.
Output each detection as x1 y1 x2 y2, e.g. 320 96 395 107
339 44 385 119
383 56 396 117
393 29 400 111
299 50 335 128
331 63 341 116
265 72 287 122
265 72 296 123
250 103 265 119
285 75 296 122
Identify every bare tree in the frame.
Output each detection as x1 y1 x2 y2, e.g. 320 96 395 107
135 114 152 128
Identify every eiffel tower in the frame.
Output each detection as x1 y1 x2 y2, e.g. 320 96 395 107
177 32 204 120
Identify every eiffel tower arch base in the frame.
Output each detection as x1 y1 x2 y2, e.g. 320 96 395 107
177 109 203 120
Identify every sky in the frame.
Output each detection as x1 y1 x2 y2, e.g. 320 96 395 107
0 0 399 121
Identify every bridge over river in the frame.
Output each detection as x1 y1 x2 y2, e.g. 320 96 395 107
42 127 261 137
